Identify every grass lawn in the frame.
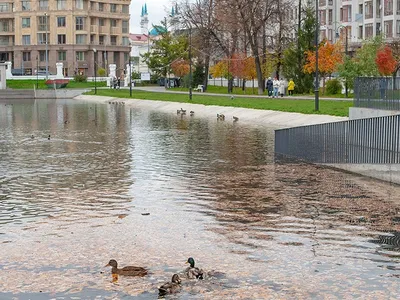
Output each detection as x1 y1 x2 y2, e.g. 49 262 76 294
7 79 107 89
85 89 352 117
173 85 354 98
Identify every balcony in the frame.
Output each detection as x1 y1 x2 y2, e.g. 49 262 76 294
110 27 119 34
99 26 108 34
90 25 98 33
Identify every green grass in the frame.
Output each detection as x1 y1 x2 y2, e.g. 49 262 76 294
86 89 352 117
7 79 107 89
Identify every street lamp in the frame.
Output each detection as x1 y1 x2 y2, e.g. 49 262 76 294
314 0 319 111
189 26 192 100
44 12 48 80
36 55 39 89
129 55 132 97
336 25 348 98
93 48 97 94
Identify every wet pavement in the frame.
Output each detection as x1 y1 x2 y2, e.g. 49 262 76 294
0 98 399 299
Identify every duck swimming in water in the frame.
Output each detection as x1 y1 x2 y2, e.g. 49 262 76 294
158 274 181 296
105 259 148 276
184 257 204 279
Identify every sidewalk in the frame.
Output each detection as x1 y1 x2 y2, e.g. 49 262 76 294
123 86 353 102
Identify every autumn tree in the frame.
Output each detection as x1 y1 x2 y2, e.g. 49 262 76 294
171 59 190 77
304 41 343 93
376 45 397 76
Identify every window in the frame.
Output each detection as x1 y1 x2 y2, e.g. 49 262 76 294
57 17 66 27
76 34 86 44
22 35 31 45
76 17 84 30
0 21 9 32
328 10 332 25
122 21 129 33
110 4 117 12
23 52 31 62
91 18 96 25
58 51 66 61
75 0 83 10
0 3 10 12
90 1 95 10
111 19 117 27
22 18 30 28
122 5 129 13
39 0 48 11
99 35 105 45
90 34 95 44
37 33 49 44
122 37 129 46
359 25 363 39
377 23 381 35
98 18 105 26
385 0 393 16
98 3 104 11
39 50 46 62
365 23 373 38
385 20 393 37
58 34 66 44
38 16 49 31
365 1 373 19
76 51 85 61
22 1 31 11
110 36 117 45
57 0 66 10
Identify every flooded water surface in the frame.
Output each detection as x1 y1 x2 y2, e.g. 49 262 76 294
0 99 399 299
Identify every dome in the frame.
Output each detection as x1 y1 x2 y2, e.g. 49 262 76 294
149 25 167 36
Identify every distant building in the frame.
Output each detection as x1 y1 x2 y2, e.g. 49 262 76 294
0 0 131 76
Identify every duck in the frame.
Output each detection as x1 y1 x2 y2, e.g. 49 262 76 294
176 109 181 114
105 259 148 276
158 274 181 296
217 114 225 121
48 135 51 140
184 257 204 279
233 116 239 122
189 111 194 116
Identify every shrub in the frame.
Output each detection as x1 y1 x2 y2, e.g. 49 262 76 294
74 74 87 82
326 78 342 95
97 68 106 77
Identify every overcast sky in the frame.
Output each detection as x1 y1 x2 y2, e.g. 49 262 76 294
130 1 173 34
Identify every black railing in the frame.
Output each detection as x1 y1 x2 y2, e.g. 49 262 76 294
275 115 400 164
354 77 400 111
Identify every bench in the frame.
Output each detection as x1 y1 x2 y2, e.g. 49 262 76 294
194 84 204 92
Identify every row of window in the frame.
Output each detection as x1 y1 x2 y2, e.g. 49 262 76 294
18 50 130 63
21 34 130 46
18 17 129 33
18 0 129 13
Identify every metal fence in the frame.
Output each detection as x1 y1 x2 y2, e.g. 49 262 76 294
354 77 400 111
275 114 400 164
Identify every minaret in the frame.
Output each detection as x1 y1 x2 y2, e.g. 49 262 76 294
140 3 149 34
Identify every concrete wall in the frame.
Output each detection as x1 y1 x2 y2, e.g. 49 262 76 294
349 107 400 120
35 89 88 99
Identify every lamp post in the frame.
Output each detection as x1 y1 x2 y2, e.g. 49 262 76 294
129 56 132 97
336 25 348 98
189 26 192 100
36 55 39 88
44 12 48 80
93 48 97 94
314 0 319 111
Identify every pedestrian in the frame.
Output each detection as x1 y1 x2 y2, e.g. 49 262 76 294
273 77 280 98
266 77 273 98
288 78 295 96
117 77 121 89
279 78 286 97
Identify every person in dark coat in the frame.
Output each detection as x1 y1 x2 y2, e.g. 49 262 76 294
266 77 273 98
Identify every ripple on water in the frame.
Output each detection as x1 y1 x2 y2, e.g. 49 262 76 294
0 100 399 298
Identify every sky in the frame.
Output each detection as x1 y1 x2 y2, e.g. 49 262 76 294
129 1 173 34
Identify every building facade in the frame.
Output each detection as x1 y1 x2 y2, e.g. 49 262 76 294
0 0 131 76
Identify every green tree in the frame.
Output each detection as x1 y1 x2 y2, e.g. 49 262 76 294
141 20 188 85
283 3 316 93
192 62 205 87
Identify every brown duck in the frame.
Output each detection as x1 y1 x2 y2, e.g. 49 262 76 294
158 274 181 296
105 259 148 276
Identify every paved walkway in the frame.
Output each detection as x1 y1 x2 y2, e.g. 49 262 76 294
123 86 353 102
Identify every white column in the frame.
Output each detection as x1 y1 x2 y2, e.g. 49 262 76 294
5 61 12 79
56 62 64 79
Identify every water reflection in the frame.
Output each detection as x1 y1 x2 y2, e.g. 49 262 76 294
0 98 399 298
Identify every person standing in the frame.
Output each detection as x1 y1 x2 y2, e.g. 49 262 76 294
266 77 273 98
273 77 280 98
288 78 295 96
279 78 286 97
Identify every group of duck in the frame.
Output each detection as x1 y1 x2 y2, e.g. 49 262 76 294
105 257 208 297
177 108 239 122
108 101 125 105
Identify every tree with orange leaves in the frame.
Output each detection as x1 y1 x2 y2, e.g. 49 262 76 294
375 45 397 75
230 53 246 79
304 41 344 93
171 59 190 77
